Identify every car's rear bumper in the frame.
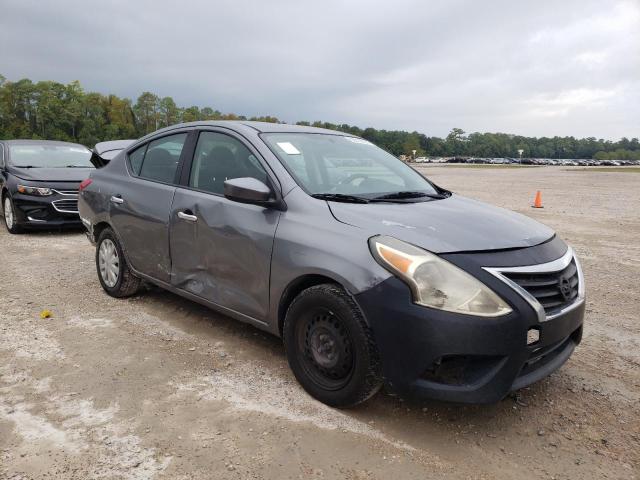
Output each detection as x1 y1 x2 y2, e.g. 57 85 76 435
354 238 585 404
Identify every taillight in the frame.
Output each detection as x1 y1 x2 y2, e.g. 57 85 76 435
79 178 93 191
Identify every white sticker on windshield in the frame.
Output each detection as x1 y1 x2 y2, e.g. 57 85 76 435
345 137 373 145
277 142 301 155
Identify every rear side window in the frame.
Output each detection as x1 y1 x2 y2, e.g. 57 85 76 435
189 132 268 195
137 133 188 184
128 145 146 175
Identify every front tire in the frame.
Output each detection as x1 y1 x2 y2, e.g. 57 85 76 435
283 284 383 408
3 194 22 234
96 228 141 297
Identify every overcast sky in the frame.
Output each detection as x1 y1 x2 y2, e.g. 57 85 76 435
1 0 638 139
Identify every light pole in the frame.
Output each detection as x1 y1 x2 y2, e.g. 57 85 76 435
412 149 416 162
518 149 524 164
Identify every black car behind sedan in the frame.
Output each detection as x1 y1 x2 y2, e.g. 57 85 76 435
0 140 93 233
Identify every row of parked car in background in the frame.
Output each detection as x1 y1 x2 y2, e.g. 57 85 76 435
413 156 639 166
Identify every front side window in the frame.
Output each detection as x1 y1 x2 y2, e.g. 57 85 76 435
262 133 439 198
137 133 187 184
189 131 268 195
9 144 93 168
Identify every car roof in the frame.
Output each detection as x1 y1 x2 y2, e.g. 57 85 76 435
236 121 351 135
135 121 355 144
2 139 89 149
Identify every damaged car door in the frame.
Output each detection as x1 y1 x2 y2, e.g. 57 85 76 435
169 129 280 321
110 132 190 282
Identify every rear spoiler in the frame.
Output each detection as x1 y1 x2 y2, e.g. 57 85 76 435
89 149 109 169
90 140 136 168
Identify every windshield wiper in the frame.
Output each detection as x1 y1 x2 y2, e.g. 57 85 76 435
65 165 92 168
311 193 370 204
370 191 447 201
14 165 37 168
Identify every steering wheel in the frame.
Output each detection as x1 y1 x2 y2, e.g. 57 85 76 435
335 174 369 188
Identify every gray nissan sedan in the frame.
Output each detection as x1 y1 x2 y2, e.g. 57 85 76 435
78 121 585 407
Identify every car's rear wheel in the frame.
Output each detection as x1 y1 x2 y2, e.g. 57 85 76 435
283 284 383 407
96 228 140 297
3 194 22 234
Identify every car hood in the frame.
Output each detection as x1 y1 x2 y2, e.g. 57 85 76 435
10 167 93 182
328 194 554 253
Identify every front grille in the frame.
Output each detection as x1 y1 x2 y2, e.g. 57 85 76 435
52 198 79 213
53 189 79 196
503 259 580 314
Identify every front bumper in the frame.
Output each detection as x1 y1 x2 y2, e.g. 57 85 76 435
11 192 82 228
355 237 585 404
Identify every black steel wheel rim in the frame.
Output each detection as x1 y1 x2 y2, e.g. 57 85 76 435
296 307 354 391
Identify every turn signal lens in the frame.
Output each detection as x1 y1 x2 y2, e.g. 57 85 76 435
376 244 413 274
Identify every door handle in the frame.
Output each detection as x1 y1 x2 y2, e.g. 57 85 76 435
177 211 197 222
110 195 124 204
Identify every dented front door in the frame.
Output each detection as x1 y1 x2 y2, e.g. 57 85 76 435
168 188 279 321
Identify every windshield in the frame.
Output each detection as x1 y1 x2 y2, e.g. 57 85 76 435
262 133 439 198
9 144 93 168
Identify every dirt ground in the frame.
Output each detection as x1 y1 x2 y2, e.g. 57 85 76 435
1 166 638 480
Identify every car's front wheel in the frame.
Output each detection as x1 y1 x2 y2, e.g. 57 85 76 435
283 284 383 408
3 194 22 234
96 227 141 297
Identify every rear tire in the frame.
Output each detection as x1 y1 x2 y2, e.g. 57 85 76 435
283 284 383 408
3 194 22 234
96 227 141 297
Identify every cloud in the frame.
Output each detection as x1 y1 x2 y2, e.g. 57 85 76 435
0 0 638 139
524 88 619 118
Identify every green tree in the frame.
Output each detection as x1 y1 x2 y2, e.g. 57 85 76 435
402 132 424 157
445 128 467 156
181 106 201 123
1 74 638 157
158 97 179 128
133 92 159 135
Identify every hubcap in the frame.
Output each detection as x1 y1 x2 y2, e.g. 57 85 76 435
298 309 354 390
98 239 119 287
4 198 14 229
310 329 340 368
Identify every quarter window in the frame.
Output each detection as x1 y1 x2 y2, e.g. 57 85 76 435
138 133 188 184
128 145 146 175
189 132 268 195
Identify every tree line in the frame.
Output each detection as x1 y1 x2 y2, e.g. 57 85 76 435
1 75 638 160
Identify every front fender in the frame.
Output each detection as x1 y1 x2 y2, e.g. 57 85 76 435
267 189 391 333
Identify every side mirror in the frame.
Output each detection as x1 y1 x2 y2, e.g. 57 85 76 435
223 177 273 205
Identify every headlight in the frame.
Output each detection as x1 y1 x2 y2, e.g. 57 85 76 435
17 185 53 196
369 236 512 317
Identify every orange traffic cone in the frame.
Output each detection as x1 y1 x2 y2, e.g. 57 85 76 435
532 191 543 208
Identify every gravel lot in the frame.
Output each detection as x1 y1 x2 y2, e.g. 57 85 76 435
1 166 638 480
